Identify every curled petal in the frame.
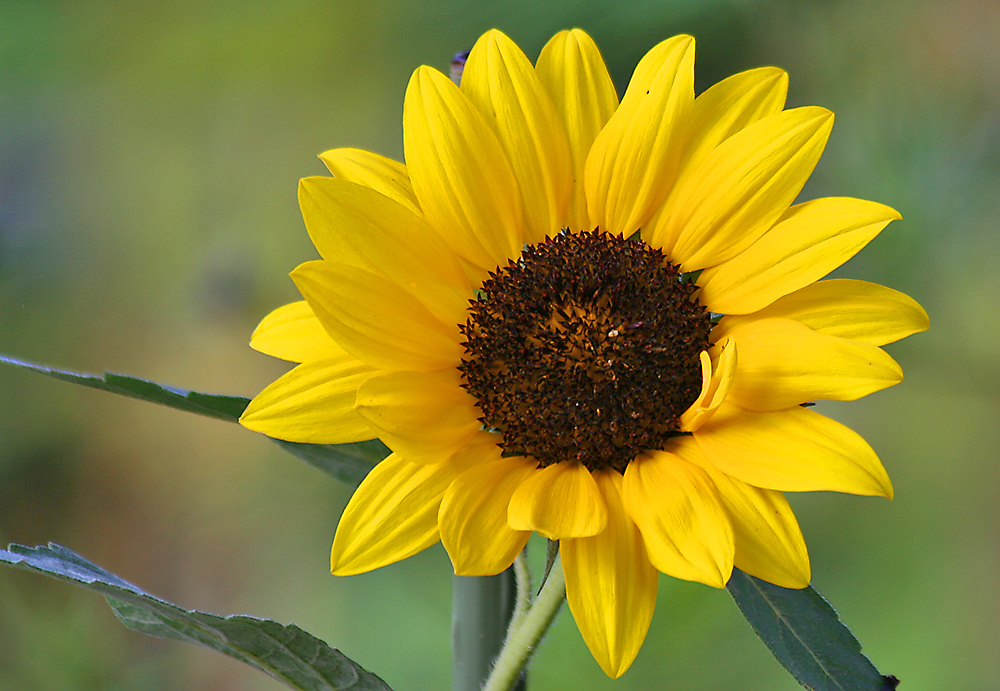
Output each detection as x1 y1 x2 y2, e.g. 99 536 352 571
694 402 893 498
680 342 737 432
684 351 713 422
508 462 607 539
331 453 461 575
562 471 658 678
622 450 734 587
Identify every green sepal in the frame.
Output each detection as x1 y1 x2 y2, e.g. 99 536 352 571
727 568 899 691
537 539 560 594
0 355 389 487
1 543 393 691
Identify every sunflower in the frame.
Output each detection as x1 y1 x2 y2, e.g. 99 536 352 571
240 29 928 677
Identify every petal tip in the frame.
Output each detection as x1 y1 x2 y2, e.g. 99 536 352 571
881 477 894 501
330 547 351 576
913 303 930 333
675 33 695 49
762 65 789 84
791 565 812 588
236 409 255 429
601 658 631 679
705 558 734 589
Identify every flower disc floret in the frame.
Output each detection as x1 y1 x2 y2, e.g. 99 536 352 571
460 230 711 472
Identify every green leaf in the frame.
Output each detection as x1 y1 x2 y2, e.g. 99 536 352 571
727 568 899 691
275 439 389 488
0 354 390 487
0 354 249 422
1 543 393 691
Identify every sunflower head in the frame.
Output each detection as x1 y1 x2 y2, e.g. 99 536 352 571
240 28 928 678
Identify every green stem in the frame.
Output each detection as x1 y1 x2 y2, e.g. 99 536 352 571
482 556 567 691
507 553 532 635
452 569 516 691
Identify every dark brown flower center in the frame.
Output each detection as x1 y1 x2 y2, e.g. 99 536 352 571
459 230 711 473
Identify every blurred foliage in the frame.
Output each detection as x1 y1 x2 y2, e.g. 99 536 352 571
1 0 997 689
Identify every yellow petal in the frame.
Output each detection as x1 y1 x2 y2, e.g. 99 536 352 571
642 66 788 247
622 450 734 587
654 106 834 270
298 177 472 325
562 471 658 678
683 351 713 421
680 342 737 432
317 147 421 215
355 368 482 465
508 462 607 538
403 65 524 271
331 453 459 575
239 356 376 444
584 35 695 236
694 402 893 497
249 300 342 363
462 29 573 244
239 356 375 444
536 29 619 231
681 66 788 171
719 317 902 411
671 437 810 588
440 450 535 576
697 197 900 315
711 279 930 347
292 261 463 373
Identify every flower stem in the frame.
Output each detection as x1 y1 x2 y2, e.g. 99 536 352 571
452 569 516 691
482 555 567 691
507 553 532 634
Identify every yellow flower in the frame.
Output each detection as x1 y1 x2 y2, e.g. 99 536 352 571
240 29 928 677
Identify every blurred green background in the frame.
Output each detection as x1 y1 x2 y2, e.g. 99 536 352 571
1 0 996 689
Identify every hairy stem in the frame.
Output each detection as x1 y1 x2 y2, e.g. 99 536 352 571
482 555 566 691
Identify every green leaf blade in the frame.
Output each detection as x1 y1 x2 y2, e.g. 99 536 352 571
0 354 249 422
727 568 899 691
0 354 391 487
1 543 393 691
275 439 389 489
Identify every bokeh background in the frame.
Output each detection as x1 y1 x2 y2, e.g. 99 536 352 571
1 0 997 689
